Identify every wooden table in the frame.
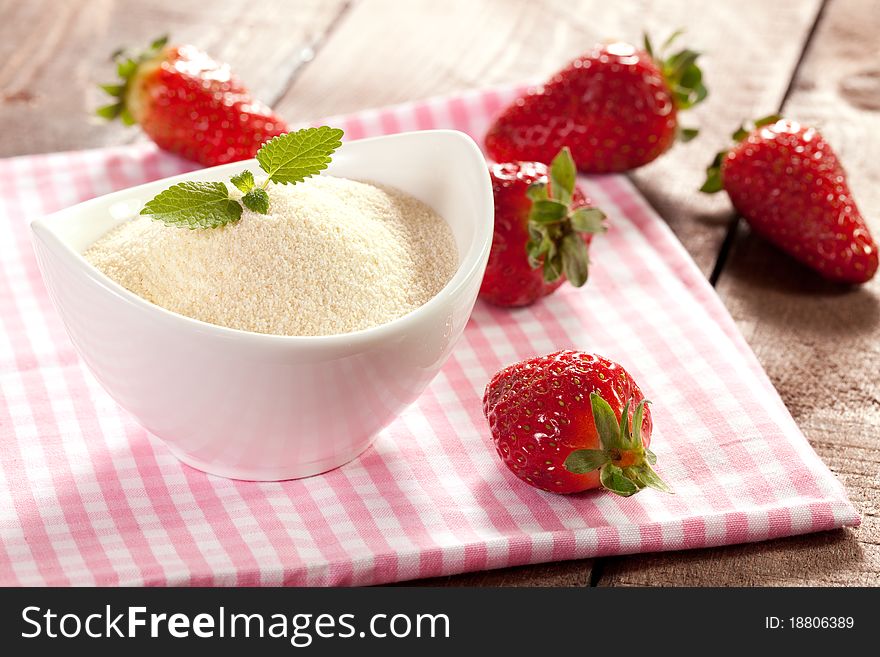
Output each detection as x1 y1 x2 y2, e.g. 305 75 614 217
2 0 877 586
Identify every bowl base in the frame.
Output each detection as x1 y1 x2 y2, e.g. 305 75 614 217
164 438 377 481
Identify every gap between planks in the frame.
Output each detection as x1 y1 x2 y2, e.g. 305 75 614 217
264 1 355 109
706 0 832 288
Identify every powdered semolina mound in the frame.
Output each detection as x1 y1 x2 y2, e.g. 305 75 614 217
84 176 458 336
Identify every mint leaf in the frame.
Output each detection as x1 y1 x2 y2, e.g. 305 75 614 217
140 181 242 229
242 188 269 214
257 126 344 185
230 170 255 193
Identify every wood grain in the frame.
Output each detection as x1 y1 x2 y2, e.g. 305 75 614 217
0 0 348 157
2 0 876 587
276 0 822 274
600 0 880 586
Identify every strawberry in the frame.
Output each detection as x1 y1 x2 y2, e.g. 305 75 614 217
701 116 878 284
97 36 288 166
483 350 671 496
480 147 607 307
485 32 707 172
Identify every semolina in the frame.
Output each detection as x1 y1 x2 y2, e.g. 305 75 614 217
84 175 458 336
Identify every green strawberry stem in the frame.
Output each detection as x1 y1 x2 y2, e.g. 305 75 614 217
563 392 672 497
644 30 708 141
700 114 782 193
525 147 607 287
96 35 169 125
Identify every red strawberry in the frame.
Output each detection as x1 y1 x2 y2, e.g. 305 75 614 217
98 36 288 166
485 32 707 172
701 116 878 284
480 147 607 307
483 350 670 496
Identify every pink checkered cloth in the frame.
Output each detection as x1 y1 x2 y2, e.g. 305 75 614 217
0 86 858 586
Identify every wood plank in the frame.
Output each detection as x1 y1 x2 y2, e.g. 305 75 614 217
0 0 348 157
276 0 822 274
601 0 880 586
598 529 868 587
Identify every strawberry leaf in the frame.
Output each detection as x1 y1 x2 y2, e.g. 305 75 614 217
600 464 639 497
660 29 685 52
523 147 607 285
754 114 782 129
590 392 626 450
526 182 549 202
631 400 648 448
560 233 590 287
140 181 242 229
700 151 726 194
732 125 750 142
529 199 568 224
116 58 137 80
99 83 124 97
96 103 123 120
150 35 169 51
678 127 699 142
578 392 674 497
542 251 563 283
564 449 610 474
257 126 344 185
643 32 654 58
635 465 673 493
549 146 576 204
654 34 708 112
570 208 606 234
526 226 555 268
618 400 631 447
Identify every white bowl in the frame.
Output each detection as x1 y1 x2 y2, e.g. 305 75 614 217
31 130 493 480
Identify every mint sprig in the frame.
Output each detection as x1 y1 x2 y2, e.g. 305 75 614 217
140 126 344 229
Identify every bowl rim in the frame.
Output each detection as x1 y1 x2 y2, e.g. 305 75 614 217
31 129 494 347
